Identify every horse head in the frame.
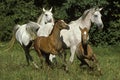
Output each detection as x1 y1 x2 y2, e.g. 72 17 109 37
37 7 54 25
43 7 54 24
82 8 104 29
79 27 89 44
56 20 69 30
90 8 104 29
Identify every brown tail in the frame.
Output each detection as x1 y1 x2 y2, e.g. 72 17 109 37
4 25 20 51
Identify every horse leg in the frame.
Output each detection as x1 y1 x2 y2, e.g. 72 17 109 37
62 49 69 72
49 54 56 63
36 49 44 68
69 46 76 63
23 42 39 69
91 54 102 74
79 58 91 69
63 49 67 63
44 53 53 69
23 47 30 66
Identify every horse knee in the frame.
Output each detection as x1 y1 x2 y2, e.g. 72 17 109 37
69 56 74 63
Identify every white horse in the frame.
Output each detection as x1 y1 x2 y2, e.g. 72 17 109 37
8 8 54 68
37 8 54 37
49 7 104 63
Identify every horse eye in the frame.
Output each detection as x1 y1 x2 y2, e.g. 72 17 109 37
45 14 47 16
94 15 98 17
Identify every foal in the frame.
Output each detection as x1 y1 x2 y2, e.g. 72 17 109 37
76 27 98 69
34 20 69 68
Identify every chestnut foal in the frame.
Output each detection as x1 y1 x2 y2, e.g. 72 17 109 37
34 20 69 69
76 27 100 71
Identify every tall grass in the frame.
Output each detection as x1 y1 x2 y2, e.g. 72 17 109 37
0 43 120 80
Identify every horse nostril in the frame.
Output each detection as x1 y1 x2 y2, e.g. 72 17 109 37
45 14 47 16
101 24 104 28
98 24 104 29
66 25 70 30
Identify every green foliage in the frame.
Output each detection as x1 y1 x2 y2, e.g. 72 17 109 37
0 0 119 46
0 0 38 41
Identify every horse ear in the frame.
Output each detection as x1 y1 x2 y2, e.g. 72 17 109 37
49 7 53 12
99 8 103 11
43 8 46 12
79 27 83 32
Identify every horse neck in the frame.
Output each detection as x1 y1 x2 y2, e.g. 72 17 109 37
51 17 54 24
50 24 61 40
37 14 45 26
40 18 46 26
80 13 92 31
81 39 88 55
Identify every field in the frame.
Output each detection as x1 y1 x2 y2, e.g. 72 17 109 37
0 42 120 80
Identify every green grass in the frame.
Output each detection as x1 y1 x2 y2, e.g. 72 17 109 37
0 43 120 80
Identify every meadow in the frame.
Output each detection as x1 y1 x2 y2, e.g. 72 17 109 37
0 42 120 80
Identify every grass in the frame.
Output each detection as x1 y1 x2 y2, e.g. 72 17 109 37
0 42 120 80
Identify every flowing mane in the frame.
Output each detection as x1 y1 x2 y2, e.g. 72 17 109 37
37 13 44 24
81 9 90 20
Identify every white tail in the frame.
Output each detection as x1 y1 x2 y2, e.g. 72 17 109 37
4 25 20 51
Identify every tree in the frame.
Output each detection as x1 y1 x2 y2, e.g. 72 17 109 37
0 0 120 46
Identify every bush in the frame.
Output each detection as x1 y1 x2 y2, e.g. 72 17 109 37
0 0 119 46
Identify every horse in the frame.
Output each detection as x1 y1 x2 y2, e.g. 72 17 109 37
49 7 104 63
37 7 54 37
76 27 97 67
76 27 101 73
6 8 54 68
34 20 69 69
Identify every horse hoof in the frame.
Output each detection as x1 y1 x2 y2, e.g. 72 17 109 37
98 68 103 75
35 65 39 69
32 62 39 69
63 66 69 73
65 68 69 73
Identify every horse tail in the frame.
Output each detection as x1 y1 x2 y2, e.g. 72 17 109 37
4 25 20 51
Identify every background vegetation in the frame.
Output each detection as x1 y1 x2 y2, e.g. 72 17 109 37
0 0 120 80
0 0 120 46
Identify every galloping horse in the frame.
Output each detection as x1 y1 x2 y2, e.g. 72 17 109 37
7 8 54 68
76 27 101 73
50 7 104 63
34 20 69 69
76 27 97 68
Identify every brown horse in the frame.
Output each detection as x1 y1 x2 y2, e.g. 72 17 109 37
76 27 100 71
34 20 69 69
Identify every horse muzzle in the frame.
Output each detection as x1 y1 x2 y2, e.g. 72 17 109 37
98 23 104 29
65 25 70 30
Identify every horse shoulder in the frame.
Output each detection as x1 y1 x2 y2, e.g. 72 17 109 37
47 40 58 55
